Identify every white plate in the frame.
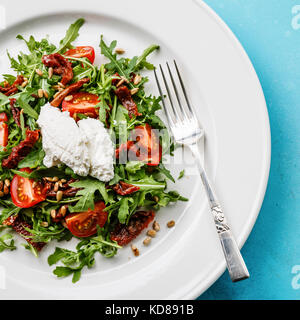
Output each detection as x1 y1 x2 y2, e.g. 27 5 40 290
0 0 270 299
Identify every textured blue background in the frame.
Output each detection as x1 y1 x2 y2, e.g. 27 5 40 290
198 0 300 300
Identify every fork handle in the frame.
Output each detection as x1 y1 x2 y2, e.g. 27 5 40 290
189 143 250 282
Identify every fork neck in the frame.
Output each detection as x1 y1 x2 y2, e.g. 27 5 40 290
188 143 219 209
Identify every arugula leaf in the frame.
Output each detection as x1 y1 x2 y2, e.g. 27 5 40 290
26 220 68 243
134 44 160 71
100 36 133 87
0 206 21 224
178 170 185 180
125 176 166 191
22 243 38 257
158 163 175 183
18 142 45 169
48 234 121 283
118 197 129 224
109 172 122 186
56 18 85 53
0 233 16 252
69 177 108 212
125 161 145 174
48 247 73 265
28 166 69 179
72 270 82 283
152 190 188 208
53 266 75 278
17 93 39 119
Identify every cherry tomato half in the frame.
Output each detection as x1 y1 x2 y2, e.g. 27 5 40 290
62 92 100 119
0 112 8 147
65 201 107 238
0 113 8 122
130 123 162 166
11 168 46 208
65 46 95 64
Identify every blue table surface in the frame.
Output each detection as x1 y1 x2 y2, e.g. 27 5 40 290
198 0 300 300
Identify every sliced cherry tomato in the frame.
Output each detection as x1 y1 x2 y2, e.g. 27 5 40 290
62 92 100 119
0 112 8 147
130 123 162 166
11 168 46 208
0 113 8 122
65 46 95 64
65 201 107 238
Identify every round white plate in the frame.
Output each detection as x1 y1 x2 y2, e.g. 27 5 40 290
0 0 270 299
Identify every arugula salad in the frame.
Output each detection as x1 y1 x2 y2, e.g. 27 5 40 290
0 18 187 282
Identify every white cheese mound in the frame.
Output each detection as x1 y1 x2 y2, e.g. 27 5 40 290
78 118 114 182
37 103 114 182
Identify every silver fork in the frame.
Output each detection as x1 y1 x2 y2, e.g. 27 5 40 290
154 61 249 282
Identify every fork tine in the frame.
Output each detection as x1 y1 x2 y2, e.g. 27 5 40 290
173 60 193 114
159 64 182 121
154 68 172 126
166 62 189 120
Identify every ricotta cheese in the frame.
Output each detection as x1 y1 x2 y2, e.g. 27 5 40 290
78 118 114 182
37 103 114 181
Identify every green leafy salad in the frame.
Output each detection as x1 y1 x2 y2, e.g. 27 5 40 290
0 18 187 282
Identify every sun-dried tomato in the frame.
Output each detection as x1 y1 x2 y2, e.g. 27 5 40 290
110 211 155 246
9 98 21 127
0 76 24 96
46 187 80 198
3 215 45 251
42 53 73 86
50 77 90 107
113 181 140 195
115 141 139 159
111 72 121 86
2 130 39 169
115 85 141 118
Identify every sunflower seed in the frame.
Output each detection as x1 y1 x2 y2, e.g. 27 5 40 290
64 95 73 101
153 220 160 232
50 209 56 219
133 74 142 85
40 221 48 227
35 69 43 76
147 229 156 238
48 67 53 79
116 78 125 88
38 89 44 98
131 245 140 257
43 90 49 99
167 220 175 228
53 182 59 192
21 80 28 88
130 88 139 95
115 48 125 54
60 206 67 217
56 190 63 202
3 185 9 195
143 237 152 246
